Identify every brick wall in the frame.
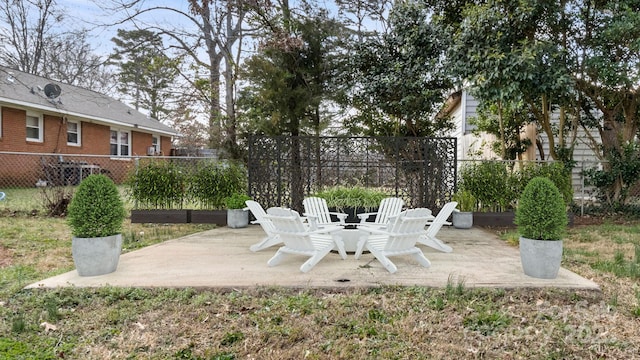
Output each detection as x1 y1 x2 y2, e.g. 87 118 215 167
0 105 174 186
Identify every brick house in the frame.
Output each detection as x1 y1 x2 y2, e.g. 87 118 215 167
0 66 180 186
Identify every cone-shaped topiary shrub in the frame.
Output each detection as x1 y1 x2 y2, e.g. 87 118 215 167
67 174 126 238
515 177 567 240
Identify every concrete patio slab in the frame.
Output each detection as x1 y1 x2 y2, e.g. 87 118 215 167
26 225 600 290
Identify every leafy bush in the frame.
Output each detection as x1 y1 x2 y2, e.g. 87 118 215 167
452 189 476 212
583 141 640 207
517 162 573 206
459 161 573 212
125 160 187 209
313 186 388 212
125 160 247 210
515 177 567 240
224 193 252 209
189 161 247 209
458 161 517 211
67 174 126 238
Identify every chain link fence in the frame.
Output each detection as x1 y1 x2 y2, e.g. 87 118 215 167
1 151 639 218
457 159 640 218
0 152 218 214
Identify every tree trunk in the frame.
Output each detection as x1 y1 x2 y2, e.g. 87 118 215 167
199 2 223 150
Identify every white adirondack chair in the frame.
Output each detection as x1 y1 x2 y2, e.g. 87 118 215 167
0 192 5 201
303 196 348 228
265 207 347 273
418 201 458 253
245 200 282 252
355 208 432 273
357 197 405 227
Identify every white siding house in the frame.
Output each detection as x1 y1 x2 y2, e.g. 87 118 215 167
445 89 602 195
444 90 496 161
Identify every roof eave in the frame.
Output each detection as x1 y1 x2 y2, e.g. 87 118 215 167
0 96 179 137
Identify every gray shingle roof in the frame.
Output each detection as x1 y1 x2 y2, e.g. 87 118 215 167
0 66 179 136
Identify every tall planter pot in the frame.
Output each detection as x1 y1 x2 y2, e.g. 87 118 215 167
72 234 123 276
519 236 563 279
227 209 248 228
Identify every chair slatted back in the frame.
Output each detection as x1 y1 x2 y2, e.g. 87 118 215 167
303 197 333 225
266 207 314 250
245 200 275 233
384 208 432 250
374 197 404 224
426 202 458 237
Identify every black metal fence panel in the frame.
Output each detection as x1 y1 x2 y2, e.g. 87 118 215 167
247 136 458 213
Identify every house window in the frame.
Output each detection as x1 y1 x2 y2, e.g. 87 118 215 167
67 121 81 146
152 135 160 154
26 113 43 142
110 129 130 156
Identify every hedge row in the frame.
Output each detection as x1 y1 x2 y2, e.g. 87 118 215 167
125 160 247 210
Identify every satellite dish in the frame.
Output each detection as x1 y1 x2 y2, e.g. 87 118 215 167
43 83 61 99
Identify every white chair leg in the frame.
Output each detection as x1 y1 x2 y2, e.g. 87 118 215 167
418 235 453 253
267 250 287 267
300 248 332 273
332 235 347 260
369 248 397 273
250 235 280 252
380 255 398 273
354 235 368 259
411 251 431 268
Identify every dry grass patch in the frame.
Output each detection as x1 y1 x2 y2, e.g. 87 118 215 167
8 286 638 359
2 216 640 358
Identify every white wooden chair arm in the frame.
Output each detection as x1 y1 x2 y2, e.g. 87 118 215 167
357 226 391 236
357 212 376 222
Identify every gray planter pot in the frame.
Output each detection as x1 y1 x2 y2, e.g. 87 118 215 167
519 236 563 279
452 211 473 229
72 234 122 276
227 209 249 228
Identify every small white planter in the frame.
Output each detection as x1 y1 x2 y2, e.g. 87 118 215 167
519 236 563 279
452 211 473 229
227 209 249 228
72 234 122 276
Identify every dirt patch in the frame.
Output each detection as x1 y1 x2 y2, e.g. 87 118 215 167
0 246 13 268
572 215 606 226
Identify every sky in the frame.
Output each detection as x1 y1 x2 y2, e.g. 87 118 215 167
56 0 385 55
57 0 196 56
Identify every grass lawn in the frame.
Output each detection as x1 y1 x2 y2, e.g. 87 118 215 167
1 203 639 357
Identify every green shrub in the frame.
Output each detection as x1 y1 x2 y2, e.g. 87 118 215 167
313 186 388 212
125 160 247 210
515 177 567 240
189 161 247 209
125 160 187 209
224 193 252 209
67 174 126 238
459 161 573 212
517 162 573 206
452 189 476 212
458 161 517 211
